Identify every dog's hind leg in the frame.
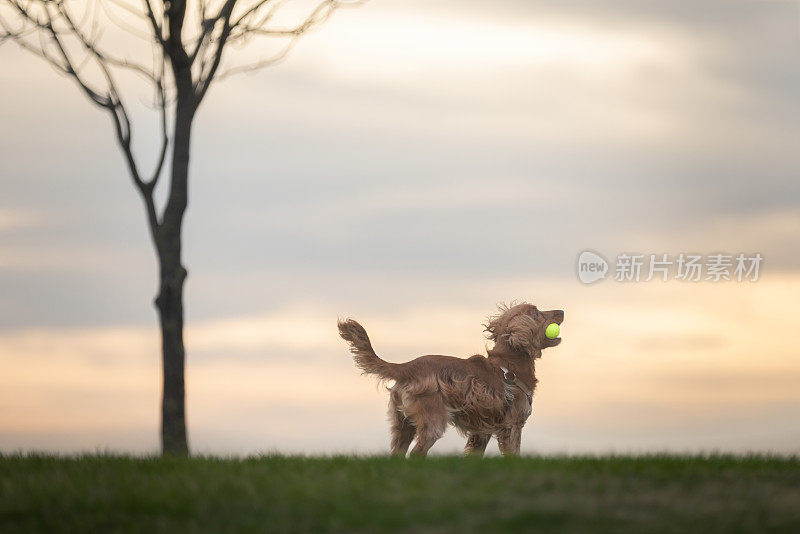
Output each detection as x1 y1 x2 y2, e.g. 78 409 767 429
464 433 491 456
388 393 415 456
408 394 448 457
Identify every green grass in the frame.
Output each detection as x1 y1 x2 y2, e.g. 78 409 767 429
1 455 799 533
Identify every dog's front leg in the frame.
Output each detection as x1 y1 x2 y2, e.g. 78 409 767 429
464 433 491 456
496 426 522 456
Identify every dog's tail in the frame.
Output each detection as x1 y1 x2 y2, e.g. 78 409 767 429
338 319 402 380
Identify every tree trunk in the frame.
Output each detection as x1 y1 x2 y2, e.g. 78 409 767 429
155 82 194 456
155 259 188 455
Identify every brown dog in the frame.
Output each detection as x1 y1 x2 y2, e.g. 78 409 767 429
338 302 564 456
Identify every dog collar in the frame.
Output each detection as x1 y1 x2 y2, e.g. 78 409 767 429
500 366 532 406
500 366 516 384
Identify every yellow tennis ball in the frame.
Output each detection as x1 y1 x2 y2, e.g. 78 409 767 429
545 323 560 339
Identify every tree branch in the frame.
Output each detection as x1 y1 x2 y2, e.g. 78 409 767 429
193 0 238 104
1 0 366 243
1 0 161 239
141 0 165 45
150 53 169 187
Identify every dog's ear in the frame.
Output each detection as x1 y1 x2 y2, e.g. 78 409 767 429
505 313 539 356
483 303 511 341
483 315 500 341
481 301 514 341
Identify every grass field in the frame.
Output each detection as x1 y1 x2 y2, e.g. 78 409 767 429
1 454 799 533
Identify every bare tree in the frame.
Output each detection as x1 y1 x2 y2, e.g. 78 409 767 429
0 0 359 455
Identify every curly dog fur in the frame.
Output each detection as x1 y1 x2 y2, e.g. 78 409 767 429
338 302 564 457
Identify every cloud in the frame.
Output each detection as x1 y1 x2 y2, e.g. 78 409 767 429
1 0 799 453
2 275 799 453
0 208 47 232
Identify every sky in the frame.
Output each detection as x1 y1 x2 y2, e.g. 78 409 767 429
0 0 799 455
